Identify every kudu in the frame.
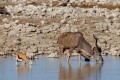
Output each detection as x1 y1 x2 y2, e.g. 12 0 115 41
58 32 103 62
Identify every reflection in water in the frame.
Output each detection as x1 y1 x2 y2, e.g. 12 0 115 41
59 61 103 80
17 65 32 76
1 56 120 80
111 56 120 59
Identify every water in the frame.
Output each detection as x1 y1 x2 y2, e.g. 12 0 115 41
0 56 120 80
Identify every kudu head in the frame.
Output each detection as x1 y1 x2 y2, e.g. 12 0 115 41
92 34 103 62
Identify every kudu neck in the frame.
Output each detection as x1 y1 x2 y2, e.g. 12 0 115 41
95 39 98 48
82 39 93 55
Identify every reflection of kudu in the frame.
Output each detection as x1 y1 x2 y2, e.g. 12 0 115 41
58 32 103 62
59 61 102 80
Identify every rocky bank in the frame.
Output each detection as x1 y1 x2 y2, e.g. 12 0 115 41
0 0 120 57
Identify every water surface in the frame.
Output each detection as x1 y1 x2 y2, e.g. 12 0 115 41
0 56 120 80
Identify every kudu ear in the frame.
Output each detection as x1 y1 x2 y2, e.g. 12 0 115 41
92 46 95 51
93 34 98 40
93 34 102 53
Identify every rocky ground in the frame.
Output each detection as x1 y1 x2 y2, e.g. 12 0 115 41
0 0 120 57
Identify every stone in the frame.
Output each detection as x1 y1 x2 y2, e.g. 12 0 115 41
0 51 5 56
116 30 120 36
50 0 59 6
110 48 119 56
13 39 21 45
26 26 37 32
41 20 46 25
71 27 78 32
96 22 108 31
47 52 59 58
4 23 11 29
111 12 120 18
15 20 19 24
2 18 9 23
85 0 94 2
60 26 70 33
60 19 66 24
26 52 34 59
71 50 79 56
30 46 38 53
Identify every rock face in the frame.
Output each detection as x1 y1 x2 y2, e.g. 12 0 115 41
47 52 59 58
110 48 119 56
0 0 120 56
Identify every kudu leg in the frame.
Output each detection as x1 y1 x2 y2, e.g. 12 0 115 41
78 53 81 62
59 47 63 57
67 48 73 62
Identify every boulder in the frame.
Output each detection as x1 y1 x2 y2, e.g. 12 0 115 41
2 18 9 23
4 23 11 29
47 52 59 58
96 22 108 31
110 47 119 56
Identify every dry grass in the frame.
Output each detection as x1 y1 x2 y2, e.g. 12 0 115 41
0 2 16 7
26 2 120 10
12 17 61 27
16 18 41 26
1 1 120 10
0 16 11 25
25 2 43 6
71 2 120 10
25 1 120 10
